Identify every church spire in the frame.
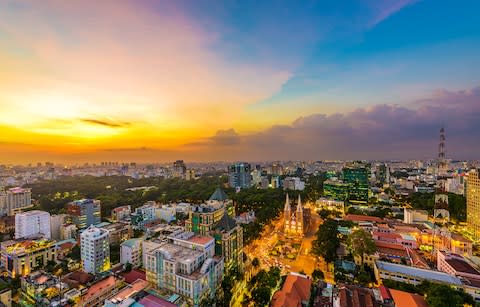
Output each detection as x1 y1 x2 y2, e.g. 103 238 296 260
284 193 291 213
297 194 303 213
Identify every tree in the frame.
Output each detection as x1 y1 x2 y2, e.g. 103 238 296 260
70 245 81 261
45 260 57 273
312 269 324 282
383 280 475 306
312 219 340 263
124 262 133 272
424 282 474 307
318 209 331 220
251 286 271 307
110 243 121 264
347 228 376 265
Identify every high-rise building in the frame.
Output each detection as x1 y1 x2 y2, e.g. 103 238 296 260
173 160 187 178
323 179 350 201
228 163 252 189
186 188 243 272
143 231 223 306
435 127 450 223
67 199 101 230
376 163 390 185
80 225 110 274
467 169 480 240
343 162 369 204
50 214 66 240
15 210 51 239
0 187 33 216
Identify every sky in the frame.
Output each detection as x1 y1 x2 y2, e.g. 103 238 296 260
0 0 479 163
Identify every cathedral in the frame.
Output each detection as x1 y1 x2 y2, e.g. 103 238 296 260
284 194 304 237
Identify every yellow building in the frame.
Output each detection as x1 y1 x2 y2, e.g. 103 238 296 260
467 169 480 240
0 239 56 278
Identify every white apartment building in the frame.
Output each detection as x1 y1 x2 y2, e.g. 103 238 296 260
0 187 33 216
143 231 223 306
120 238 143 268
15 210 51 239
80 225 110 274
50 214 66 240
156 205 176 222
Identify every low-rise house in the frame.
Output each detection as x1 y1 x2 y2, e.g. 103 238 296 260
80 275 122 307
1 238 57 278
20 271 70 306
271 272 311 307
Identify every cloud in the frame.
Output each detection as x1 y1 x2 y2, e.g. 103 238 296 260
184 128 241 147
210 129 241 146
0 1 290 132
80 118 130 128
366 0 418 27
186 85 480 161
103 147 151 152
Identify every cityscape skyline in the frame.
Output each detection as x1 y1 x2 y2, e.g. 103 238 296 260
1 1 479 163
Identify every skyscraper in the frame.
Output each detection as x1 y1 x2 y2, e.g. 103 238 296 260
186 188 243 272
434 127 450 223
228 163 252 189
467 169 480 240
67 199 101 230
80 225 110 274
15 210 51 239
173 160 187 178
342 162 369 204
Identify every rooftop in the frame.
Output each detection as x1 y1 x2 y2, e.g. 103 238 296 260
157 243 203 264
82 276 117 303
71 198 98 205
81 225 109 238
271 273 311 307
107 279 148 303
344 214 382 223
121 238 142 249
376 261 462 285
121 269 147 284
1 238 55 255
451 233 472 243
113 205 131 212
209 187 228 201
389 289 427 307
16 210 49 217
215 213 237 232
188 235 214 245
138 294 177 307
8 187 30 193
445 258 480 275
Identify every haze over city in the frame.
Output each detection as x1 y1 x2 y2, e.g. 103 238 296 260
1 0 479 163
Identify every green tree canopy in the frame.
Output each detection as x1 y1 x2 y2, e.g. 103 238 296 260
347 228 376 264
312 219 340 263
251 286 272 307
